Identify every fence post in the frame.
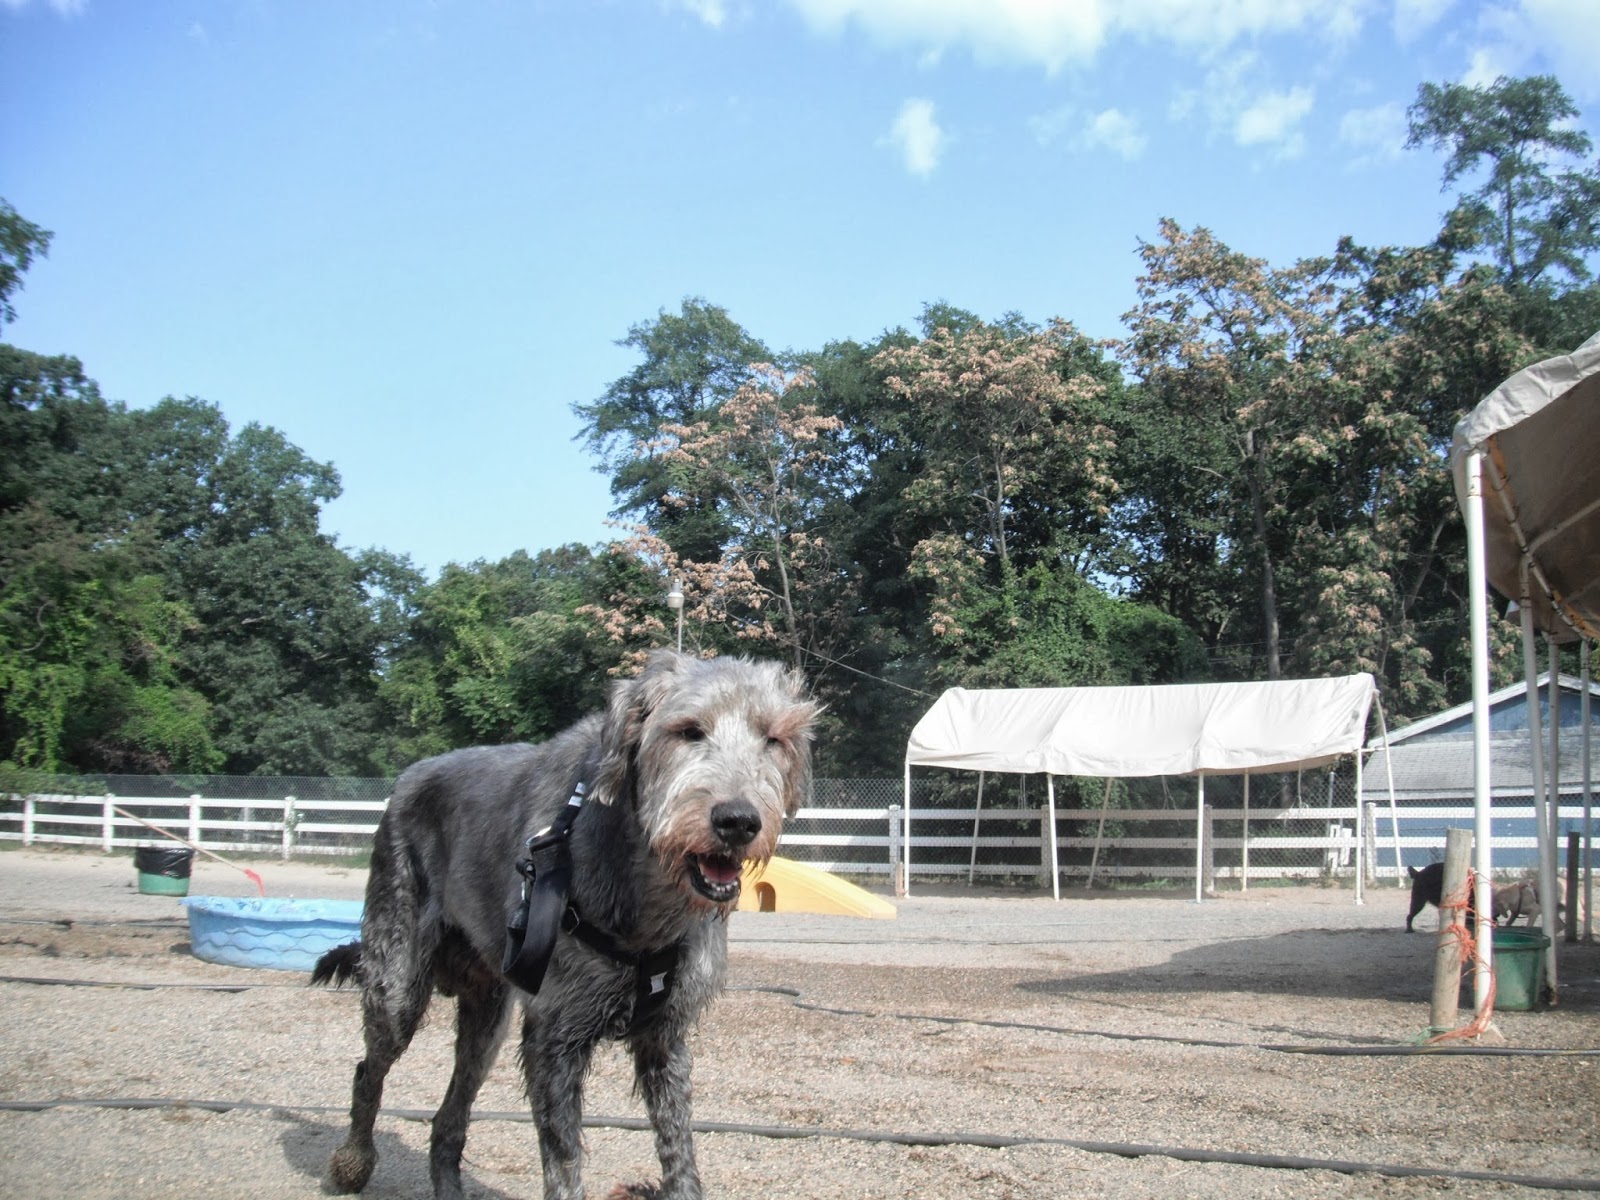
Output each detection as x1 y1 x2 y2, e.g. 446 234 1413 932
23 794 35 846
889 804 904 897
1568 832 1581 945
282 795 296 861
189 795 201 847
103 794 114 854
1363 802 1377 884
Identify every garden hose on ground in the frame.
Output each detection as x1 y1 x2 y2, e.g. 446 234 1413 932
0 1096 1595 1192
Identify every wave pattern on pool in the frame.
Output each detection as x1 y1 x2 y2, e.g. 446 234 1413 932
181 896 364 971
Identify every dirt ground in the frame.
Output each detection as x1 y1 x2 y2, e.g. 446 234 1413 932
0 846 1597 1199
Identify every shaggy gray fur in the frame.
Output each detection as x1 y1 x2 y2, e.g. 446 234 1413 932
314 650 818 1200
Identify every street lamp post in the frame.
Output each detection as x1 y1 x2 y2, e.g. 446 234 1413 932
665 577 684 653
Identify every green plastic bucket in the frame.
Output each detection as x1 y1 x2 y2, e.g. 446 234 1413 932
134 845 194 897
1493 927 1551 1011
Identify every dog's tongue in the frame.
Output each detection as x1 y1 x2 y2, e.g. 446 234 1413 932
698 855 742 885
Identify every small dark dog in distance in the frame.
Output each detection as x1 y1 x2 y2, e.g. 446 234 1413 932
1406 863 1547 932
1405 862 1476 933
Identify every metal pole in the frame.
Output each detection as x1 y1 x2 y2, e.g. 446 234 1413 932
900 761 912 898
1046 775 1060 901
1241 774 1250 892
1194 775 1205 904
968 772 985 885
1522 598 1555 1002
1376 698 1403 885
1583 639 1593 943
1465 450 1495 1012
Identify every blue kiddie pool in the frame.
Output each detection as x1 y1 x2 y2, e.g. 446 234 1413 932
181 896 364 971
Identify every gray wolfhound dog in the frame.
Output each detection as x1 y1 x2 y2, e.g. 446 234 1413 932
312 651 819 1200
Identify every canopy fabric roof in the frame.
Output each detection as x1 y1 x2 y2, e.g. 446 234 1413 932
905 675 1377 778
1449 329 1600 642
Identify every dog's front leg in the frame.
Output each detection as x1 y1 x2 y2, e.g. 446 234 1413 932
629 1032 702 1200
522 1014 596 1200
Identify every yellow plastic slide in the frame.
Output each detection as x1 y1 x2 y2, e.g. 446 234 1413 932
738 856 897 919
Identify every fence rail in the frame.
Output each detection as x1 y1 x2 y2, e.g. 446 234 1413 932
2 784 1593 891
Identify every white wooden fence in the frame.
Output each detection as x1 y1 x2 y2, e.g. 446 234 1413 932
4 790 1588 886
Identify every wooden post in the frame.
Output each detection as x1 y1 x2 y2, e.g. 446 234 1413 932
22 795 35 847
1567 832 1581 945
189 795 202 847
889 805 904 897
1429 828 1473 1033
282 795 296 861
102 795 114 854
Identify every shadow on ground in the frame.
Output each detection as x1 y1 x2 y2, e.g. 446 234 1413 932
1017 926 1600 1010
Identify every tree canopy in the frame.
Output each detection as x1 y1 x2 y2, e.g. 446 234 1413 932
3 72 1596 779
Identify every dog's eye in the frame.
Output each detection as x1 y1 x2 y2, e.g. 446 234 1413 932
766 736 786 751
676 724 706 742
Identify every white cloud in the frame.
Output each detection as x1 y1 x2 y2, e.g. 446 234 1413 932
672 0 729 28
888 97 946 177
1234 86 1315 158
1393 0 1456 43
1078 108 1147 160
1338 101 1408 166
1030 104 1148 159
785 0 1372 71
1469 0 1600 101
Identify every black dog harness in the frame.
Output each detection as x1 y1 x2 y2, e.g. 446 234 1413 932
501 775 682 1035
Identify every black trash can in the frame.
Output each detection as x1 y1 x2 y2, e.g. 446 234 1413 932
134 844 195 896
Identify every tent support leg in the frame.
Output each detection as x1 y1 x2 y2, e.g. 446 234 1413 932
1046 775 1060 901
1523 598 1555 1002
1376 698 1402 886
1466 449 1496 1013
968 772 985 886
1241 774 1250 893
1582 639 1593 944
1087 778 1112 889
1194 776 1205 904
1546 634 1562 997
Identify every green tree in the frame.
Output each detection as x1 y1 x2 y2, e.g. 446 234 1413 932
574 298 770 561
1407 75 1600 290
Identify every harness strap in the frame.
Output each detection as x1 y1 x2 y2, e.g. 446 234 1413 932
501 773 683 1036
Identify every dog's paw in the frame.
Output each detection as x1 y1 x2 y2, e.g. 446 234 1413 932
605 1183 663 1200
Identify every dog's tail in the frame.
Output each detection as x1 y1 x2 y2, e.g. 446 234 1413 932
310 941 363 988
1407 866 1419 881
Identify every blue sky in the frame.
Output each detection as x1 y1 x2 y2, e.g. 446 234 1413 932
4 0 1596 578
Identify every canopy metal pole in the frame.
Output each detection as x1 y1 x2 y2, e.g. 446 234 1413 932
1583 639 1593 943
902 761 913 898
1354 750 1365 906
1545 635 1562 995
1376 698 1402 885
1087 777 1113 889
1194 775 1205 904
968 771 985 885
1467 450 1496 1012
1522 596 1555 1001
1046 775 1060 901
1241 774 1250 892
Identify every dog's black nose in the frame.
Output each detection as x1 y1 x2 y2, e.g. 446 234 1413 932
711 800 762 849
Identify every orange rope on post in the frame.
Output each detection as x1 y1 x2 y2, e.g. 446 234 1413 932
1428 868 1495 1043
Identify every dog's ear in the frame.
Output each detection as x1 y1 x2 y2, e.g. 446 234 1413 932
592 650 685 805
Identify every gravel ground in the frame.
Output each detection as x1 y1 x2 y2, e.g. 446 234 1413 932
0 845 1597 1199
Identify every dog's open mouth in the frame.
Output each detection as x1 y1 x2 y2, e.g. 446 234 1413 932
686 853 743 904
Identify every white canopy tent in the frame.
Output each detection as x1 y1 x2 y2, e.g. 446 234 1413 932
903 674 1380 901
1451 329 1600 1011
